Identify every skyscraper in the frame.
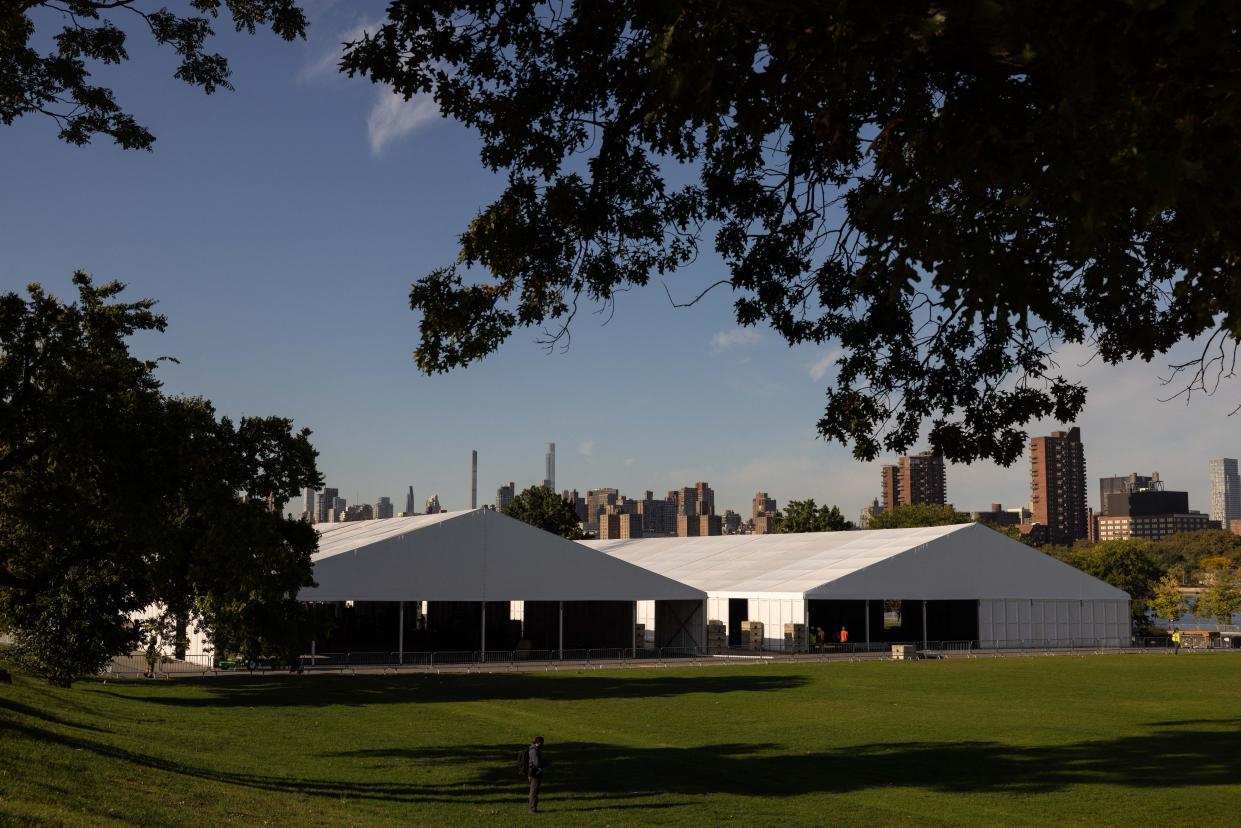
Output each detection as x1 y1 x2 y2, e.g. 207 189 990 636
694 481 715 516
752 491 776 519
1031 427 1088 544
900 452 946 506
880 452 945 508
425 494 442 514
303 487 317 523
543 442 556 490
374 496 394 519
1209 459 1241 527
470 450 478 510
496 481 515 512
880 465 900 511
317 487 339 523
405 485 416 516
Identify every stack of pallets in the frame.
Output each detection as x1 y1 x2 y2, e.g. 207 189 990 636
706 619 727 653
784 622 807 653
740 620 765 650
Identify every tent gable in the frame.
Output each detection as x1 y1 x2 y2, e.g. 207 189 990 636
806 523 1129 600
301 509 703 602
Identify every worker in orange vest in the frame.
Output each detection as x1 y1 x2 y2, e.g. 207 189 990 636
840 626 849 644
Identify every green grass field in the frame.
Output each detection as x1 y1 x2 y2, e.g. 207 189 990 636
1 654 1238 826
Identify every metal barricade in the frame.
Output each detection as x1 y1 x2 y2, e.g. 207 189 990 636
302 651 348 670
587 648 626 663
346 651 394 670
389 651 432 668
430 650 476 668
158 654 214 676
476 650 514 667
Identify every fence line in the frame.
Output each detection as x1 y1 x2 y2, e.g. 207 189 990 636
104 634 1240 678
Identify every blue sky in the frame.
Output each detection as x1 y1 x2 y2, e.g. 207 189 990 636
3 2 1239 519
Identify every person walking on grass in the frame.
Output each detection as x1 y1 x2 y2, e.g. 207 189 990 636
525 736 546 813
1172 628 1182 655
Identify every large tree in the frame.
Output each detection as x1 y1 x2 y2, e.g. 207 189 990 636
342 2 1241 464
867 503 969 529
1195 568 1241 625
503 485 585 539
772 499 852 533
1 1 306 149
0 275 323 685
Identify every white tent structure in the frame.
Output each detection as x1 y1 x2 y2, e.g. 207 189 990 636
583 523 1130 649
301 509 706 654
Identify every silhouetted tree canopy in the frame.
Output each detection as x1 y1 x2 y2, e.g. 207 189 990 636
0 275 323 685
342 2 1241 464
503 485 585 539
1 1 306 149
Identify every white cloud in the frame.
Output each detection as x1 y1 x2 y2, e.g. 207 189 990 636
710 328 762 352
579 439 595 457
300 19 381 82
367 87 439 155
624 457 635 466
809 349 843 382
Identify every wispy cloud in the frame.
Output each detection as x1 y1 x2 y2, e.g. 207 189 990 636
300 19 380 82
624 457 635 466
809 349 843 382
579 439 595 457
367 88 439 155
710 328 762 352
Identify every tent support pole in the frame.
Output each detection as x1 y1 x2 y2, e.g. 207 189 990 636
398 601 404 665
865 600 870 648
803 601 810 653
632 601 637 654
558 601 564 660
480 602 486 660
922 600 928 651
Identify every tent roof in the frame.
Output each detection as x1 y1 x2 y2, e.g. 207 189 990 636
301 509 704 602
582 523 1128 601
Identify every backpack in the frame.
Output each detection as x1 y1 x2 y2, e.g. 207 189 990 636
517 746 530 776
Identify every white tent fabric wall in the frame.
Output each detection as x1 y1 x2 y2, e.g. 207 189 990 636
979 599 1129 647
585 523 1131 648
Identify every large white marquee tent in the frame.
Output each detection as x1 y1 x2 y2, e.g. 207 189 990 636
301 509 707 653
583 523 1131 649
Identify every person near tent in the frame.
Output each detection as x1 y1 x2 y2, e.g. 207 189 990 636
525 736 546 813
839 626 849 645
1172 628 1182 655
816 627 826 651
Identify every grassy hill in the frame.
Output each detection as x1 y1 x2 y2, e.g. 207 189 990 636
1 654 1238 825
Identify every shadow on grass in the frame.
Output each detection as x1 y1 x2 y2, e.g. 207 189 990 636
0 696 113 734
2 712 1239 809
97 671 810 708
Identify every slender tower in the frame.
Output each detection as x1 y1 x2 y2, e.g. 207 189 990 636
470 450 478 510
544 442 556 490
405 485 415 516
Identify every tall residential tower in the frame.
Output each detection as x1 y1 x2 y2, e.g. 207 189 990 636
1030 427 1088 544
1209 458 1241 527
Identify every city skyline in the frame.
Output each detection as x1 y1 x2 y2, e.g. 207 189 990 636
299 428 1238 526
6 6 1241 526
